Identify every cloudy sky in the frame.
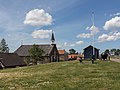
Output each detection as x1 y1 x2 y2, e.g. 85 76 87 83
0 0 120 53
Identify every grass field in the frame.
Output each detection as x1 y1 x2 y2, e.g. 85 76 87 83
0 60 120 90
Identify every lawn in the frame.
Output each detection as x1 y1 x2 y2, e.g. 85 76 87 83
0 60 120 90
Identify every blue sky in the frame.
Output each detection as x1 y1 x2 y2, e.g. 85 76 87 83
0 0 120 53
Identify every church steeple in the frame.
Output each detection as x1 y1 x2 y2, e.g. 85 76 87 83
51 31 55 44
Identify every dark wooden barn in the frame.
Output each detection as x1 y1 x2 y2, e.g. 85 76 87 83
0 53 26 69
83 45 99 59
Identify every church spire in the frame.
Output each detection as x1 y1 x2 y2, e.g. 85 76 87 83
51 30 55 44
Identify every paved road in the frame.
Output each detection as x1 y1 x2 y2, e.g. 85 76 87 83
111 59 120 63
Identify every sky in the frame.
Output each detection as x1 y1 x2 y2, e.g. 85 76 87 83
0 0 120 53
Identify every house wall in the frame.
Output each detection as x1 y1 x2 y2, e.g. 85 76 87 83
68 54 77 60
84 47 99 59
68 54 83 60
44 56 51 63
59 54 68 61
49 44 59 62
84 47 93 59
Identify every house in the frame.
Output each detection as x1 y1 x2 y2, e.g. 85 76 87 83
83 45 99 59
14 31 59 64
68 54 84 60
0 53 26 69
58 50 68 61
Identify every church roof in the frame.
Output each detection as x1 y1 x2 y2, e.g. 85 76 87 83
51 32 55 42
14 44 54 57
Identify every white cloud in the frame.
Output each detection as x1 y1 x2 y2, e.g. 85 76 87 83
57 45 62 49
103 16 120 30
32 30 52 39
76 33 92 38
85 26 90 30
24 9 53 26
64 42 75 47
76 41 84 45
77 25 99 38
63 41 84 47
98 32 120 42
110 12 120 17
114 13 120 16
64 42 68 47
70 44 75 47
90 25 99 35
98 34 109 42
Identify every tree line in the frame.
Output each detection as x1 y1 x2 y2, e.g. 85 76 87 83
104 49 120 56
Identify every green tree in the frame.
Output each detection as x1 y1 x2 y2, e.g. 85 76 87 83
111 49 116 55
115 49 120 55
29 44 45 65
0 38 9 53
24 57 30 66
69 49 76 54
104 49 110 54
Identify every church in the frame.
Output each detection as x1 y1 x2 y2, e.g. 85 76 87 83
15 31 59 64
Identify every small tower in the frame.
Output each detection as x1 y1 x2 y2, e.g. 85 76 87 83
51 31 55 44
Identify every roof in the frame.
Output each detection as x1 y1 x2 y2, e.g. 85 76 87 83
51 32 55 42
84 45 99 50
58 50 65 54
58 50 68 55
0 53 26 67
14 44 54 57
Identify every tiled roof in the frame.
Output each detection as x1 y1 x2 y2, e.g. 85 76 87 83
58 50 65 54
0 53 26 67
14 44 53 57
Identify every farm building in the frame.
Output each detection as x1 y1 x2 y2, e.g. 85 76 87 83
84 45 99 59
68 54 84 60
0 53 26 69
58 50 68 61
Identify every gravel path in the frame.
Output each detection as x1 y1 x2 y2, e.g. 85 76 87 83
111 59 120 63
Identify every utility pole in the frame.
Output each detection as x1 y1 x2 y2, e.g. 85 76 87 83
92 12 95 57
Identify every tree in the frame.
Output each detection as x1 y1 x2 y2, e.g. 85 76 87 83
24 57 30 66
115 49 120 55
29 44 45 65
0 38 9 53
69 49 76 54
104 49 110 54
111 49 116 53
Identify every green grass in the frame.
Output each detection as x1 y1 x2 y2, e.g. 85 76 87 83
0 60 120 90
